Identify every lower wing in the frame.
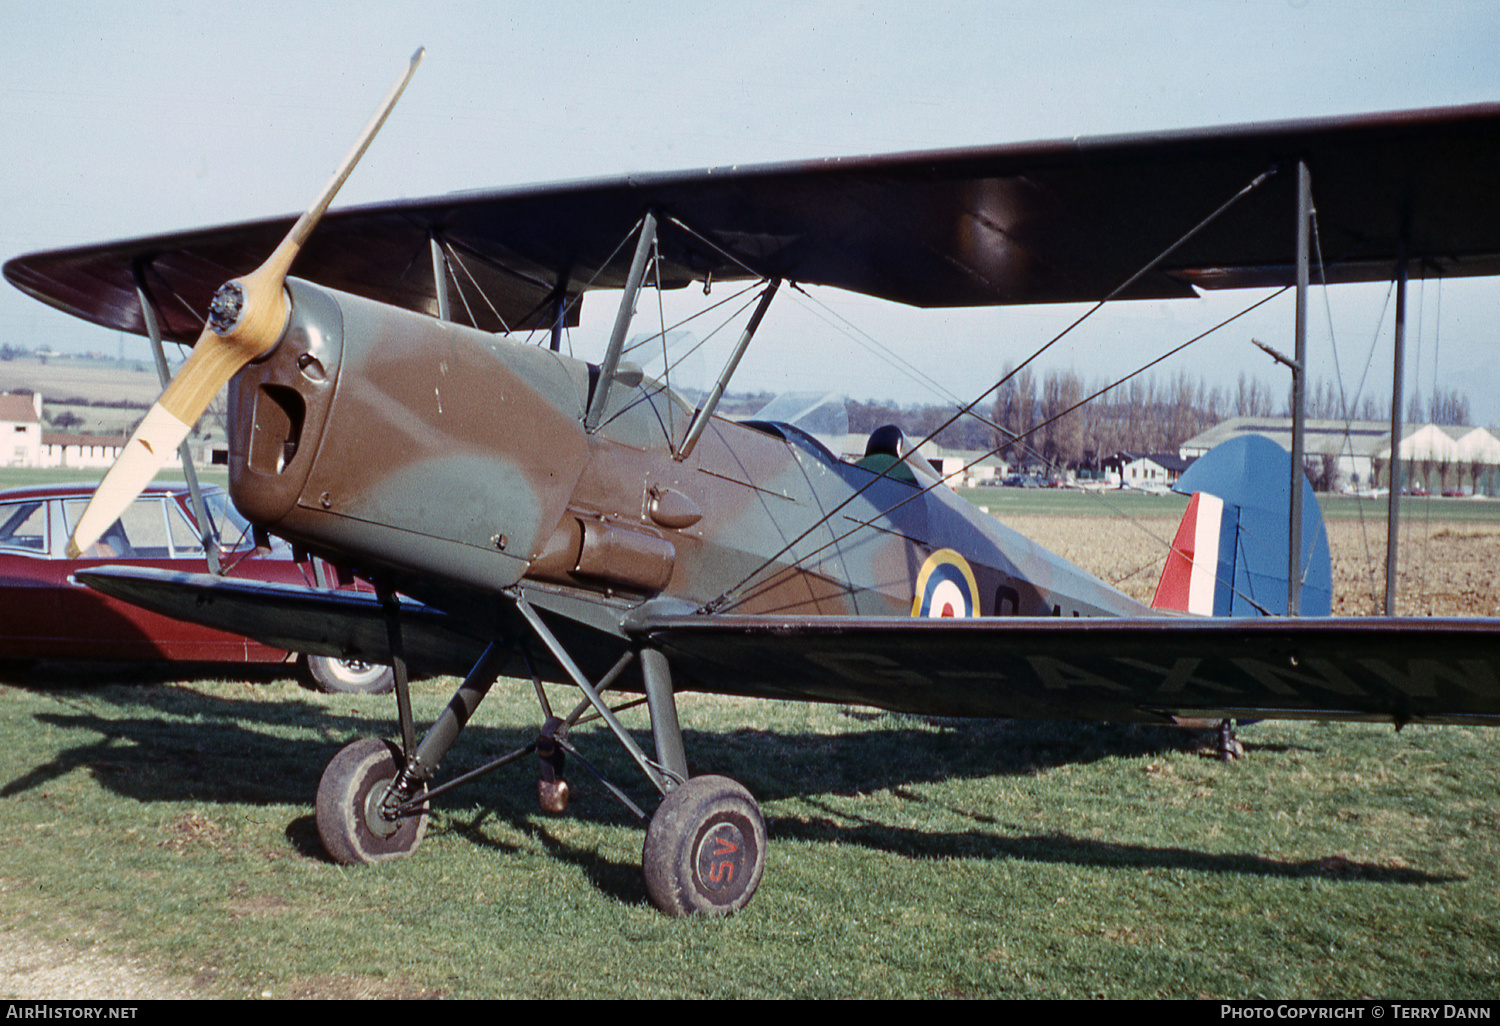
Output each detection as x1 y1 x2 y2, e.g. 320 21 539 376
75 566 486 675
75 566 1500 726
632 614 1500 726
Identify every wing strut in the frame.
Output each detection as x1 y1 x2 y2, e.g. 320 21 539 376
676 277 780 461
428 231 451 322
1289 161 1311 616
1385 236 1410 614
585 213 658 432
132 261 222 576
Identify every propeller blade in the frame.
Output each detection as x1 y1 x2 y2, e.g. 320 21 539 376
66 48 425 559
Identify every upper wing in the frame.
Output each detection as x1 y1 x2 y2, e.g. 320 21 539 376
632 613 1500 727
8 104 1500 342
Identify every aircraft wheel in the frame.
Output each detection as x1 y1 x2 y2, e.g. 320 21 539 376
302 654 396 694
316 738 427 865
643 775 766 917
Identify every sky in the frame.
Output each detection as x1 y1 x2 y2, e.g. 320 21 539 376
2 0 1497 424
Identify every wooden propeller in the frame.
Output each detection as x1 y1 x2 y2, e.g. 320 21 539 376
67 48 424 559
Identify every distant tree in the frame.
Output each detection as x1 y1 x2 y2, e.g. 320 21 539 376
1313 453 1339 492
1040 369 1083 470
991 363 1037 464
1428 387 1470 426
1407 393 1426 424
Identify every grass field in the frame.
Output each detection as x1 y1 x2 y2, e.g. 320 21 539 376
0 470 1496 998
0 667 1495 999
0 354 164 406
0 467 229 490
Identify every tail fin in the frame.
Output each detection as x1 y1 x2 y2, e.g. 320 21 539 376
1152 490 1237 615
1152 435 1331 616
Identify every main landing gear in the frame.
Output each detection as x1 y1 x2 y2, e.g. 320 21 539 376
644 775 767 916
311 594 767 917
316 738 428 863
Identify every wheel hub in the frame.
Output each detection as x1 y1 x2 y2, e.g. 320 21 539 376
693 818 749 896
363 776 403 839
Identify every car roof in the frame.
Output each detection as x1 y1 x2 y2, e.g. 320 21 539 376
0 481 224 502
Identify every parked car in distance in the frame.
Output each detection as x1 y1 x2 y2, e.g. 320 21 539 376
0 481 393 693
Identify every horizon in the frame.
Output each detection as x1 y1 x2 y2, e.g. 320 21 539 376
4 2 1498 423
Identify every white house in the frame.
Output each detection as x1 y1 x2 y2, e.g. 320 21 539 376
0 393 42 467
1104 451 1191 489
921 448 1006 488
0 391 205 471
1180 417 1500 494
40 432 127 468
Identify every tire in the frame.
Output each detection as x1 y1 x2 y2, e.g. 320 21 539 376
643 775 766 917
303 654 395 694
316 738 427 865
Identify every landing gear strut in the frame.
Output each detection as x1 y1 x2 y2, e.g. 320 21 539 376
310 596 767 916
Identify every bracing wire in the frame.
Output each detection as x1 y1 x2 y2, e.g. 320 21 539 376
701 164 1284 614
1310 210 1383 611
438 239 481 330
707 283 1293 616
442 241 512 334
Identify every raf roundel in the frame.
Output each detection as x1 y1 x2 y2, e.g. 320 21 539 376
911 549 981 618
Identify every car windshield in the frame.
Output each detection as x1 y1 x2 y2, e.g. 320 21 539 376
0 501 46 553
56 490 276 559
200 491 259 552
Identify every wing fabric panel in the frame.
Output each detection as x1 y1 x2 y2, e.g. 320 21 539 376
74 566 487 674
8 104 1500 341
74 567 1500 727
634 615 1500 726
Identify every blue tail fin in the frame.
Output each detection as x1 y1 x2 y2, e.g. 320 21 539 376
1152 435 1331 616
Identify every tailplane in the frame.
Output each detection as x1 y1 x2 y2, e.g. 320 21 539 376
1151 435 1331 616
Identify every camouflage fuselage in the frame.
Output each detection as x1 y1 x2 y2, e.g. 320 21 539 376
228 280 1149 633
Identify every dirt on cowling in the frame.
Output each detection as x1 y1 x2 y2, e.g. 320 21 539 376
1003 513 1500 617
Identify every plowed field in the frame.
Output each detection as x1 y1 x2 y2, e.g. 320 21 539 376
1005 513 1500 617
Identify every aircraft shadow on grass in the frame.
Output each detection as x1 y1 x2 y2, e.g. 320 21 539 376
0 681 1454 895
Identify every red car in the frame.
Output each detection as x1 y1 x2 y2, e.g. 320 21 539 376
0 481 393 693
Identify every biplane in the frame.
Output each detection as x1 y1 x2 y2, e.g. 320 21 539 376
6 50 1500 915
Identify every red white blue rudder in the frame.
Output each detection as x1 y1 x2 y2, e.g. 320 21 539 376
1151 435 1332 617
1152 491 1235 615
